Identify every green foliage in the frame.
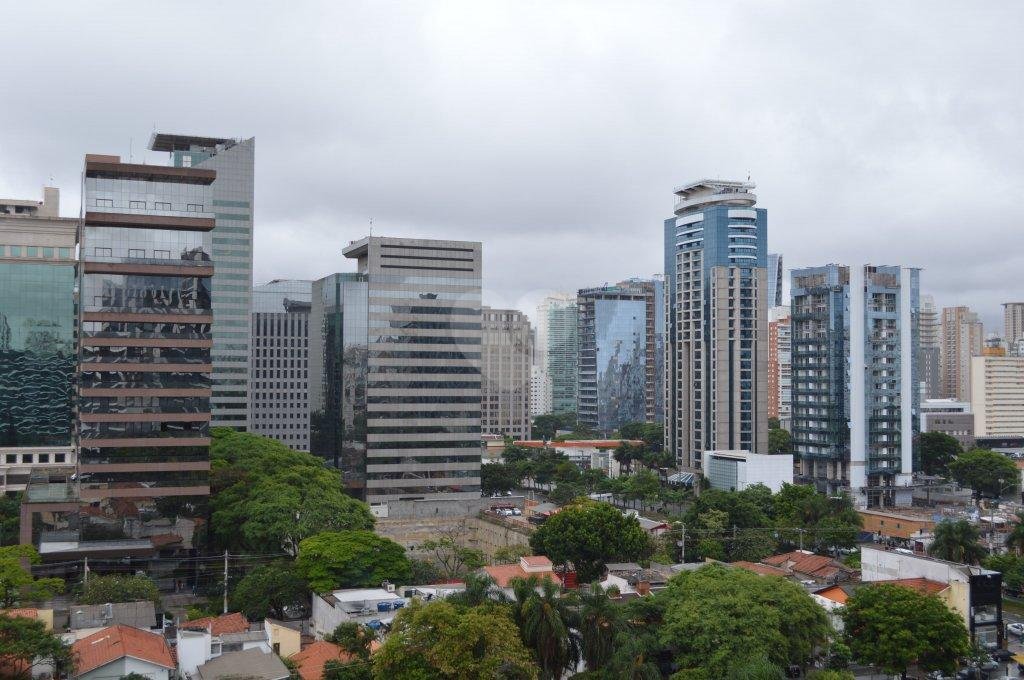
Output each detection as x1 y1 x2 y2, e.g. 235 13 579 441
372 599 538 680
983 553 1024 591
578 585 620 670
510 576 580 679
419 533 485 579
0 545 64 607
119 674 153 680
81 574 160 605
409 558 442 584
323 659 372 680
327 622 377 660
493 544 533 565
532 413 578 441
657 563 830 677
725 657 786 679
842 583 970 674
768 427 792 454
529 500 650 583
772 485 861 551
806 672 855 680
948 448 1020 503
186 601 220 621
481 463 519 495
296 531 411 593
617 422 665 452
683 487 775 562
210 428 375 554
0 492 21 546
0 613 70 677
230 561 309 620
919 431 962 476
1006 510 1024 553
928 520 987 564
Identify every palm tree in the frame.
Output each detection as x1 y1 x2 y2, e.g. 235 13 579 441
510 576 580 680
578 584 620 670
448 572 497 608
929 519 987 564
1006 512 1024 555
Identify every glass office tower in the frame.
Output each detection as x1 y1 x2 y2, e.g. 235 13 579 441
546 299 578 415
0 188 77 494
311 237 482 504
790 264 919 507
75 153 214 552
150 134 254 430
577 278 664 434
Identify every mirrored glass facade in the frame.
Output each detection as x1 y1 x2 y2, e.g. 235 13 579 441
577 279 665 434
311 237 483 504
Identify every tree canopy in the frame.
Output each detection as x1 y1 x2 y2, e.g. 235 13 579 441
928 519 987 564
296 531 412 593
0 613 71 679
532 413 578 441
656 563 830 677
81 574 160 605
948 448 1020 504
230 561 309 620
481 463 520 495
0 545 63 608
372 599 538 680
918 431 962 476
841 583 970 675
419 531 485 580
210 428 375 554
0 492 20 547
529 500 650 583
768 426 792 454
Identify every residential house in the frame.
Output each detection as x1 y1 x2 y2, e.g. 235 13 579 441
311 588 407 641
1 609 57 678
196 648 290 680
289 640 377 680
858 508 937 545
599 563 669 598
69 601 157 637
760 550 859 584
177 615 299 677
71 625 174 680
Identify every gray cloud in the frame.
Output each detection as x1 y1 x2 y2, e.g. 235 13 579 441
1 1 1021 330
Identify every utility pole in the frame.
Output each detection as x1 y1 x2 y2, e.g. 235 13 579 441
798 528 805 552
223 550 229 614
83 557 89 584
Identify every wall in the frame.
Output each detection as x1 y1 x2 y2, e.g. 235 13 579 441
176 629 212 677
858 511 935 540
264 619 300 658
376 514 532 561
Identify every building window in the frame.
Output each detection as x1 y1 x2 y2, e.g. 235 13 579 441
8 246 19 257
26 247 38 257
154 250 171 259
38 454 49 463
130 200 146 209
95 247 112 257
187 204 204 212
154 202 171 210
128 249 145 259
55 454 65 463
95 198 114 207
42 247 54 258
59 247 72 259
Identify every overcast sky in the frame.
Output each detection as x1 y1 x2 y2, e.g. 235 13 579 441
1 1 1021 330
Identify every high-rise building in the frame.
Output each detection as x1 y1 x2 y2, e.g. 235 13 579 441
150 134 254 431
663 179 769 471
481 307 532 439
544 296 578 416
250 280 311 450
790 264 919 507
0 188 77 494
971 356 1024 437
767 253 784 308
1004 302 1024 345
576 278 664 434
918 294 941 400
310 236 482 504
767 305 792 428
940 306 983 401
920 398 974 451
530 365 550 417
70 153 215 553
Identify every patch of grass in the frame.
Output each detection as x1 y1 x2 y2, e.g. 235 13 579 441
1003 595 1024 617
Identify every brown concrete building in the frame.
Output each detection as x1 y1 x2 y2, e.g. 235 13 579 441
940 306 983 402
858 508 936 540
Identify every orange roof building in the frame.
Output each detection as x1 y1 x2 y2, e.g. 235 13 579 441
483 555 559 588
290 641 370 680
180 612 250 636
73 624 174 678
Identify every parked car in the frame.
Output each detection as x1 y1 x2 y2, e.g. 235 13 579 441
1007 622 1024 636
990 648 1013 662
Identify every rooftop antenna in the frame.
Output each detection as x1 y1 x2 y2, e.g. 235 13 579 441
369 217 374 236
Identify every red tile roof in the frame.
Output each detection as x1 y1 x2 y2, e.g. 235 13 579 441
521 556 553 568
515 440 643 449
180 612 249 636
290 641 358 680
882 578 950 595
762 550 854 581
814 585 850 605
732 561 790 577
483 563 559 588
73 624 174 675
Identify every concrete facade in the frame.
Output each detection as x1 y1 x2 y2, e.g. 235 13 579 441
941 306 983 402
481 307 532 439
705 449 793 492
971 355 1024 437
1005 302 1024 345
918 294 941 399
768 305 792 427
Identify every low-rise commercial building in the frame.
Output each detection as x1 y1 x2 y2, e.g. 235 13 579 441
920 398 974 449
705 449 793 493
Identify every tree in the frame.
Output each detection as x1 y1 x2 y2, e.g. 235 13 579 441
0 613 70 679
529 500 650 583
841 583 970 676
623 469 661 511
446 573 496 609
511 576 580 680
948 448 1020 505
409 558 442 584
372 599 538 680
323 659 372 680
806 672 855 680
419 531 485 579
0 492 21 547
481 463 519 495
297 531 412 593
918 432 962 476
210 428 375 554
1007 511 1024 554
657 564 830 678
327 622 377 660
983 553 1024 592
578 584 619 671
683 487 776 562
81 574 160 605
533 413 577 441
928 520 987 564
493 544 533 565
768 427 792 454
0 545 64 608
230 562 309 620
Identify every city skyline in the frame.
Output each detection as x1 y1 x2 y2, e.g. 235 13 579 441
0 2 1019 331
